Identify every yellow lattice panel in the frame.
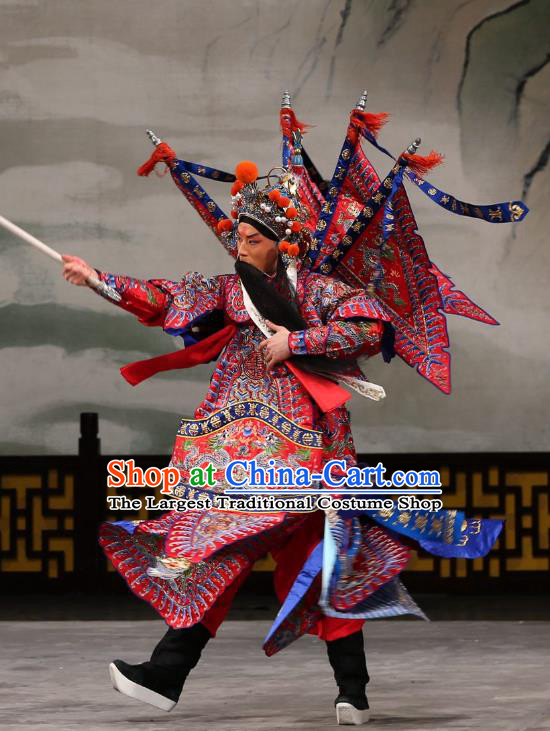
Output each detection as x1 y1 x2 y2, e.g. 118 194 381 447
443 471 466 508
0 471 75 575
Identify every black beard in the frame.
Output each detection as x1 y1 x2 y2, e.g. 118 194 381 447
234 259 345 376
234 258 304 329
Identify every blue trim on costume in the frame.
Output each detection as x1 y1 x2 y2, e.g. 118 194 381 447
164 311 226 348
367 507 464 546
419 518 503 558
263 540 324 646
321 514 337 607
177 400 324 448
113 520 137 535
282 129 291 169
340 506 501 558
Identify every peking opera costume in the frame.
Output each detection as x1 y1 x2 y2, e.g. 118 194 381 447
93 92 528 725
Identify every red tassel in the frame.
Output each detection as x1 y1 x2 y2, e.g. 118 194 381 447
137 142 177 177
280 108 312 139
401 150 444 177
350 111 389 140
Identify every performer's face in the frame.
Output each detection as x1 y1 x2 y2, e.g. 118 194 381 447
237 222 278 275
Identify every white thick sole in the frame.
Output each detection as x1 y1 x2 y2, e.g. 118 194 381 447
336 702 370 725
109 662 176 712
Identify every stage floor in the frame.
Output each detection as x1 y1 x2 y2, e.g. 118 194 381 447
1 620 549 730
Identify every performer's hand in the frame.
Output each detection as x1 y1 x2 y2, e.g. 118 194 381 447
61 254 96 286
259 320 291 372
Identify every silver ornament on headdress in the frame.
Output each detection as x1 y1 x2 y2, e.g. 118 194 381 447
281 90 292 109
407 138 421 154
146 129 162 147
355 90 368 111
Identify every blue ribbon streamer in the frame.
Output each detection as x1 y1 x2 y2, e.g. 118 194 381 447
362 131 528 224
171 160 228 224
306 134 358 267
383 168 404 240
178 160 235 182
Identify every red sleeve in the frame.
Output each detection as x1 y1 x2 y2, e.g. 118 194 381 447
288 320 384 359
288 274 388 360
95 271 169 326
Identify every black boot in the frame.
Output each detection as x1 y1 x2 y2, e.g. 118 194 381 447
325 630 370 725
110 623 211 711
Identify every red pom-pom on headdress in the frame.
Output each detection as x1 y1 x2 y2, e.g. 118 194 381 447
230 209 238 219
401 150 444 177
287 244 300 257
217 218 233 233
278 196 290 209
290 220 302 233
278 241 290 253
235 161 259 184
268 189 281 203
231 180 243 195
285 206 297 219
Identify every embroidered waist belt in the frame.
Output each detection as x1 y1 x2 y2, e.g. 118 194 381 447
120 325 350 413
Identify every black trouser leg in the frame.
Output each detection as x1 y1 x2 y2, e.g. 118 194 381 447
325 630 370 709
144 623 212 690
